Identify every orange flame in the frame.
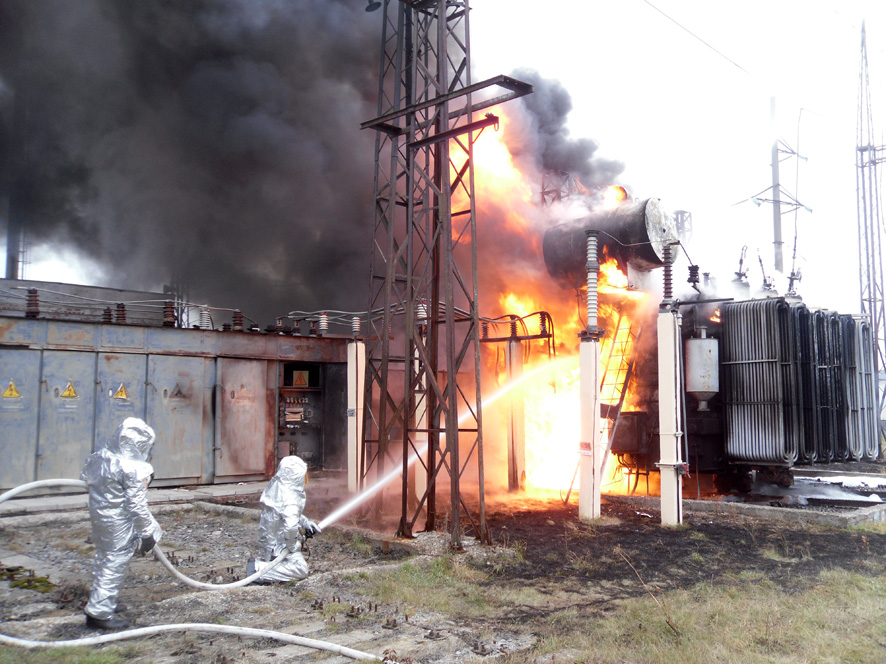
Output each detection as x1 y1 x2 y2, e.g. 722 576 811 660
602 185 628 209
465 107 651 497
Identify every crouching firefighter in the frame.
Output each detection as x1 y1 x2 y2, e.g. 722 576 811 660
247 455 321 583
81 417 162 630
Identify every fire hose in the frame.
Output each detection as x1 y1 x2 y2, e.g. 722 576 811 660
0 479 382 661
0 480 289 589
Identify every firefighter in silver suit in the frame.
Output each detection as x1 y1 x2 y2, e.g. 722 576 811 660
81 417 162 630
247 455 321 583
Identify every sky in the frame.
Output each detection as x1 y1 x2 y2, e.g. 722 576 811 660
2 0 885 321
472 0 886 312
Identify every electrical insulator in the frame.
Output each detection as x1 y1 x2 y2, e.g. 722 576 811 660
662 246 674 300
163 301 176 327
319 312 329 335
351 316 361 336
199 306 211 330
25 289 40 319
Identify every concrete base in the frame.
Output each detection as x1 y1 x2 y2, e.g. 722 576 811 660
605 493 886 527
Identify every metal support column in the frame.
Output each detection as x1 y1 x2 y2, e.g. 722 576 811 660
857 22 886 419
361 0 532 547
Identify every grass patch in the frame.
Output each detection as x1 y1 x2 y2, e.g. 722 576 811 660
348 534 374 556
359 555 490 617
514 568 886 664
850 521 886 535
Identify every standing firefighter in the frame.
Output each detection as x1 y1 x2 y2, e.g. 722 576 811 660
247 455 321 583
81 417 162 630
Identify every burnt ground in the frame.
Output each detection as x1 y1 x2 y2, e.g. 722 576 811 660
1 487 885 663
485 498 886 600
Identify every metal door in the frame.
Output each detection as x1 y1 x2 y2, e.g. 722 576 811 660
37 350 96 479
146 355 209 481
216 358 271 477
0 349 41 488
95 353 147 450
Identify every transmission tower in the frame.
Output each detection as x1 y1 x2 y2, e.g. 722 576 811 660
361 0 531 547
856 21 886 413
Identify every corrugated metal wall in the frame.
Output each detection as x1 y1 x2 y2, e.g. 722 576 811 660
0 316 348 490
721 299 879 466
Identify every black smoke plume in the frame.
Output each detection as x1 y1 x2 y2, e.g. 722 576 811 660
1 0 379 325
0 3 622 328
506 69 624 189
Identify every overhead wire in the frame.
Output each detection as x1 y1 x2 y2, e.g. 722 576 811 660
640 0 749 76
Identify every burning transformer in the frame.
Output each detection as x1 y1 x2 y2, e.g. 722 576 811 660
541 196 881 496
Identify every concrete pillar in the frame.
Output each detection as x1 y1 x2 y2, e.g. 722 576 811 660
579 229 603 521
657 308 684 525
506 339 525 491
347 339 366 493
578 337 602 520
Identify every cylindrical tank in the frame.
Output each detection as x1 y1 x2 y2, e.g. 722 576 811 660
542 197 678 290
685 328 719 411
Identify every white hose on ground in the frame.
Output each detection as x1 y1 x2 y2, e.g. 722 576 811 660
0 479 384 661
152 545 289 589
0 624 382 660
0 479 89 503
0 478 290 587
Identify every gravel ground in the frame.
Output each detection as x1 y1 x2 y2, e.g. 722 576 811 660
0 498 532 663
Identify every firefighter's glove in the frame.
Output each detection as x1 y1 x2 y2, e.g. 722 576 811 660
303 521 322 539
138 534 156 555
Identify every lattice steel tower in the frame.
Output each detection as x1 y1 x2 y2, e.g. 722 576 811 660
361 0 530 547
856 22 886 413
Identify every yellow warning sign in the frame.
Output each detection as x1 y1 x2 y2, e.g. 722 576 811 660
113 383 129 400
292 371 309 387
2 380 20 398
60 381 78 398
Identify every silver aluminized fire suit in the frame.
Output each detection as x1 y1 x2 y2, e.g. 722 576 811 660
81 417 162 620
252 455 320 582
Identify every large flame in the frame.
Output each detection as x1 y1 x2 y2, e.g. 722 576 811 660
462 107 651 498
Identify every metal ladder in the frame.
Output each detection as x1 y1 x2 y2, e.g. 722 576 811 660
562 312 642 503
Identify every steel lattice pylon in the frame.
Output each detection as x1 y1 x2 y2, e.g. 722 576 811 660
856 22 886 415
360 0 531 548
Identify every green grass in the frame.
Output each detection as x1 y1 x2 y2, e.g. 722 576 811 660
496 568 886 664
360 555 491 617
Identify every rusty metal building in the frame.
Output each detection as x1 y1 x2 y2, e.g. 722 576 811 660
0 286 352 491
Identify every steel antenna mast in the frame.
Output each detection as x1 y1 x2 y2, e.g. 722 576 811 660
856 21 886 415
361 0 531 548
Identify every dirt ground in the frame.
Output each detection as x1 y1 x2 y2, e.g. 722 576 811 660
1 486 886 663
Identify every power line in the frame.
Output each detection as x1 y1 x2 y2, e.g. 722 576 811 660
641 0 750 76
